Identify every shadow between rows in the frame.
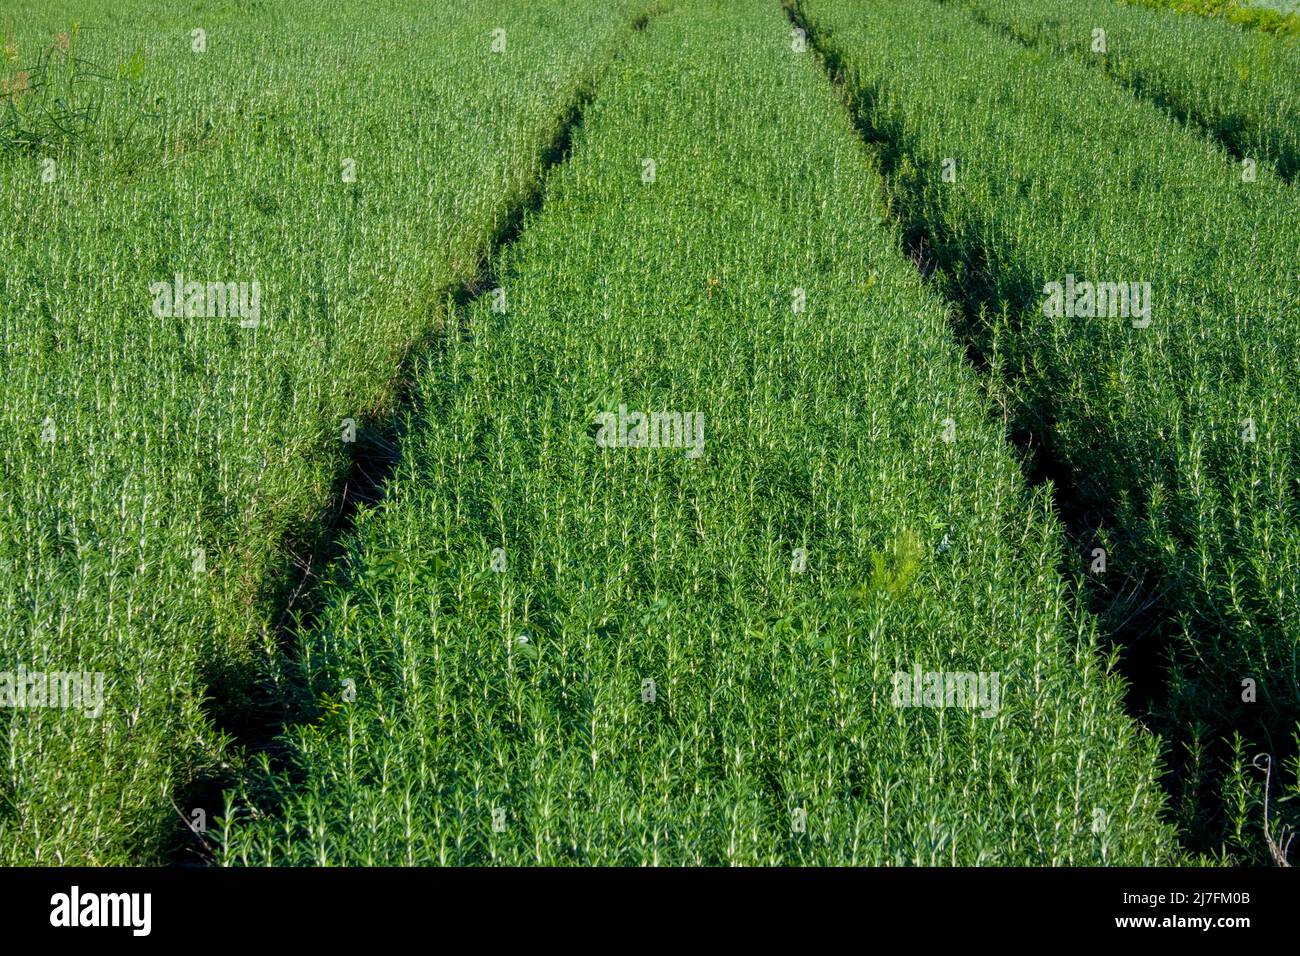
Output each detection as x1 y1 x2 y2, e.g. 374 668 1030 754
784 0 1295 862
163 10 653 864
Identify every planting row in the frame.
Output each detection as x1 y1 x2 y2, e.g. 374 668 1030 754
0 0 651 864
1126 0 1300 38
218 0 1175 865
795 0 1299 857
936 0 1300 179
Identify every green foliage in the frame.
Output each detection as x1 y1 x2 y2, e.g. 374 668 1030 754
1123 0 1300 37
942 0 1300 179
864 530 923 601
797 0 1300 861
219 0 1175 866
2 25 105 152
8 0 1291 869
0 0 651 864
